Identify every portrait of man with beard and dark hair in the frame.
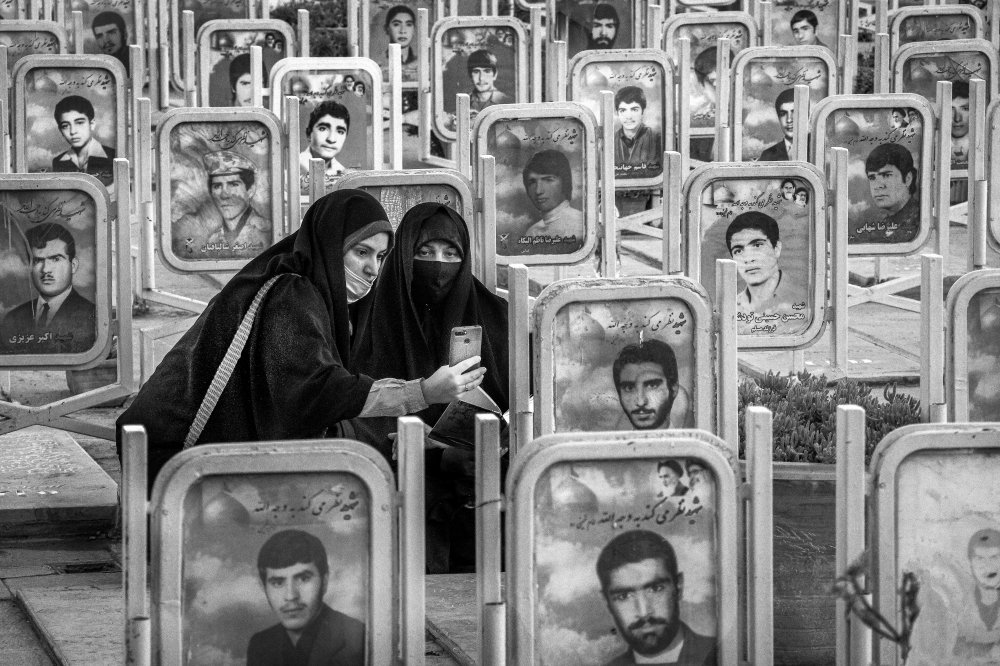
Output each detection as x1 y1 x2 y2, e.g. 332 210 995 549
953 528 1000 659
596 530 717 665
91 11 129 74
589 3 619 50
612 339 679 430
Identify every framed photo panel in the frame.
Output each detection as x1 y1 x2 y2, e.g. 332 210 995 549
0 174 112 367
0 22 65 74
764 0 845 57
731 46 837 162
431 17 528 143
532 276 715 436
197 20 295 108
335 169 473 230
890 6 984 52
70 0 137 74
367 0 437 87
989 99 1000 252
812 94 935 256
270 57 383 191
946 270 1000 422
170 0 252 89
568 50 673 189
547 0 639 60
156 108 283 273
870 425 1000 666
663 12 757 156
473 103 599 266
506 431 739 665
150 440 396 666
683 163 827 350
11 55 127 189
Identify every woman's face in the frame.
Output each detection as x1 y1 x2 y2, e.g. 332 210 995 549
386 11 414 48
344 232 391 280
415 239 462 263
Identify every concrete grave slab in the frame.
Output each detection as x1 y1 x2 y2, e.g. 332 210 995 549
0 428 117 537
16 586 122 666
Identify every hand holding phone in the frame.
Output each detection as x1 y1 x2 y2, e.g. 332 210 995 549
449 325 483 367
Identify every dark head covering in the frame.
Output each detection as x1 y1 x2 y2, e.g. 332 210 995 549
352 203 509 416
118 190 392 488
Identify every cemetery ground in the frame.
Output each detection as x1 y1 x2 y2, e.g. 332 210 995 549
1 210 997 665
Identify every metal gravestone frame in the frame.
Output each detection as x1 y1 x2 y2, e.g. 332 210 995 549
472 102 599 266
363 0 438 88
946 270 1000 422
0 21 65 73
663 12 757 162
890 6 984 53
506 430 740 666
547 0 642 60
869 424 1000 666
762 0 845 58
731 46 837 163
73 0 140 67
683 162 828 350
11 55 127 190
430 16 528 144
169 0 252 90
567 49 673 190
270 56 384 191
986 99 1000 253
0 174 114 367
333 168 480 275
156 107 283 273
197 19 296 108
892 38 998 107
811 94 935 256
532 276 716 436
150 440 396 666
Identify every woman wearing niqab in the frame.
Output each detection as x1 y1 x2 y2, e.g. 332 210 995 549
351 203 509 572
117 191 483 490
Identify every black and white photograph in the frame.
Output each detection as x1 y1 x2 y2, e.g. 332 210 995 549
369 1 434 85
966 287 1000 421
0 27 62 73
551 0 634 61
71 0 134 73
201 27 290 108
768 1 839 56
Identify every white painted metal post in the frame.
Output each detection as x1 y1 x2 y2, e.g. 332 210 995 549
835 406 869 666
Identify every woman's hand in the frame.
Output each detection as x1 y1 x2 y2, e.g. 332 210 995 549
420 357 486 404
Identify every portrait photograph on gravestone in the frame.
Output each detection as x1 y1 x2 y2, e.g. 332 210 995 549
818 102 931 248
202 26 290 108
161 114 279 267
73 2 134 74
277 67 376 191
178 473 370 666
549 299 696 432
18 66 122 187
434 23 521 141
369 1 434 86
885 443 1000 665
487 117 590 258
767 1 839 56
0 189 102 357
572 56 667 184
738 56 831 161
551 0 634 60
965 288 1000 421
897 44 994 134
0 25 62 74
530 457 718 664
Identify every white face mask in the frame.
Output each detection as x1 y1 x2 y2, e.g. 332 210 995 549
344 264 374 303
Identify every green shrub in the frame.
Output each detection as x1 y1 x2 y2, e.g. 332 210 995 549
737 371 922 465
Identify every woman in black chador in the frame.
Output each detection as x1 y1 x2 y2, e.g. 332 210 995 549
351 203 509 573
117 191 483 491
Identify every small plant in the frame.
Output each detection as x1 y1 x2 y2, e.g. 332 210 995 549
737 371 922 464
832 553 920 663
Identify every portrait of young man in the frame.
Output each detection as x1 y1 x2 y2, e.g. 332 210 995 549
596 530 717 665
50 95 116 186
612 339 679 430
613 85 662 179
789 10 826 48
247 530 365 666
0 222 96 353
759 88 794 162
91 10 129 73
521 149 585 240
950 81 970 168
228 53 269 108
298 100 351 179
588 3 619 50
726 211 806 317
466 49 510 115
865 142 920 241
194 149 271 254
953 528 1000 659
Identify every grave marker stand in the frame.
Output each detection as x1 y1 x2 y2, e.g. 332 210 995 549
120 425 149 666
835 405 869 666
746 406 775 664
919 254 945 423
507 264 531 458
398 417 426 665
475 414 504 666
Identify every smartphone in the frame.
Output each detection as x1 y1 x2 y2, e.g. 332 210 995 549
449 325 483 367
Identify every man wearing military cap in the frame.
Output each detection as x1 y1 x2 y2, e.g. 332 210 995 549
200 150 271 257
